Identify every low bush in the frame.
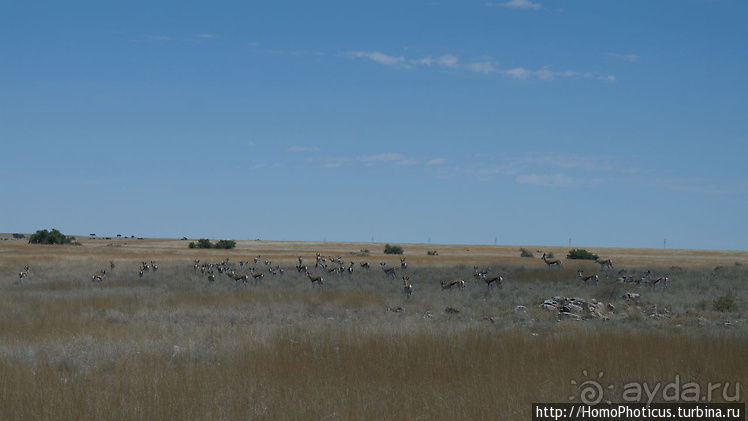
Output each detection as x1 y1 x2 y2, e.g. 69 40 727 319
384 244 404 255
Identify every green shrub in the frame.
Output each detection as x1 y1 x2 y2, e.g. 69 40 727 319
383 244 404 255
713 294 737 312
214 240 237 250
28 228 80 245
566 249 599 260
519 248 534 258
12 233 25 239
189 239 236 249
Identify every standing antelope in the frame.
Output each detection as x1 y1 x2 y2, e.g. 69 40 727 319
541 253 563 269
441 279 465 291
484 275 503 290
360 262 370 270
400 259 407 270
473 267 489 282
577 270 599 287
380 263 397 278
19 266 29 282
110 261 116 271
307 272 324 288
595 258 614 270
402 277 413 299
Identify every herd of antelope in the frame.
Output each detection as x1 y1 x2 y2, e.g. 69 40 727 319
12 252 670 294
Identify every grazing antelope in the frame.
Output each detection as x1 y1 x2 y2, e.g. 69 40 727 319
232 274 249 284
577 270 599 286
643 271 669 291
347 262 355 275
110 261 116 271
91 270 106 282
402 277 413 299
254 255 261 265
139 270 145 279
380 263 397 278
307 272 324 288
441 279 465 291
296 264 308 274
251 271 265 283
207 274 216 283
541 253 563 269
360 262 370 270
400 259 407 270
484 275 503 290
595 258 614 270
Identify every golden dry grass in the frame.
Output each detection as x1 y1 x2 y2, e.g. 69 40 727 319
0 235 746 420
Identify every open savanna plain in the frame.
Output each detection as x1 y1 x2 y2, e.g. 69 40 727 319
1 235 746 420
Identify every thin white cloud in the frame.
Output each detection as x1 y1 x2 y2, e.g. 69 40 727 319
427 158 445 165
466 60 498 74
146 35 173 41
359 153 406 163
608 53 640 62
286 145 320 153
437 54 459 68
516 173 573 187
487 0 542 10
346 51 405 66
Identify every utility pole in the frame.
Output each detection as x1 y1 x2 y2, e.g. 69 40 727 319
664 239 667 249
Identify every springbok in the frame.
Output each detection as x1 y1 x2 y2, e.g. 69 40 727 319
402 277 413 299
484 275 503 290
577 270 599 287
250 270 265 283
380 263 397 278
19 266 29 281
541 253 563 269
441 279 466 291
595 258 614 270
307 272 324 288
91 270 106 282
232 273 249 284
360 262 370 270
643 271 669 291
400 259 408 270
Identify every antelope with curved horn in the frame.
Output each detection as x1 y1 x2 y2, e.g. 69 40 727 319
380 263 397 278
484 275 503 290
577 270 599 287
307 272 324 288
402 277 413 299
541 253 563 269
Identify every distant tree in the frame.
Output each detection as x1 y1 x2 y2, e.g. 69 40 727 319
566 249 599 260
29 228 80 245
384 244 404 255
12 233 25 239
214 239 236 250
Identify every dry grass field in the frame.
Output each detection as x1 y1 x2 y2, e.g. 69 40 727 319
0 235 746 420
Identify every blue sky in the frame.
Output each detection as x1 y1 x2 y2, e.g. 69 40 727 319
2 0 747 250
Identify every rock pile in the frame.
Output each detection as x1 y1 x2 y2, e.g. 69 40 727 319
540 296 611 320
